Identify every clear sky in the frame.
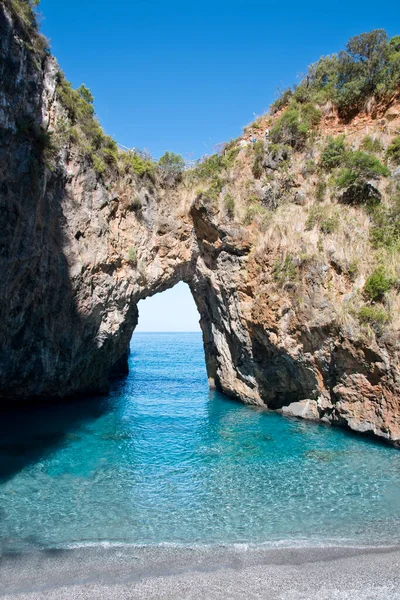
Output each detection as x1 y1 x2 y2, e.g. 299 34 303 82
135 282 200 332
37 0 399 331
39 0 400 161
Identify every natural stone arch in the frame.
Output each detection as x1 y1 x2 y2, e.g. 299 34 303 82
1 1 400 445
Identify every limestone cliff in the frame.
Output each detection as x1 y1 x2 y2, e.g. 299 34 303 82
1 1 400 446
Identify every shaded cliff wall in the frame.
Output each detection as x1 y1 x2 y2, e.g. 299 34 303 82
0 3 196 399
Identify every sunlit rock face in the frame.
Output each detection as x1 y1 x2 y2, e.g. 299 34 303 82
0 3 399 446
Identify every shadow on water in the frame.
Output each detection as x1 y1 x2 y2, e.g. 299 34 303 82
0 394 116 484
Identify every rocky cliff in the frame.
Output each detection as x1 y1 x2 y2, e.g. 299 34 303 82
1 1 400 445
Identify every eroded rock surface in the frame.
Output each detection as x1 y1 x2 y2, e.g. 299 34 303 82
0 3 399 446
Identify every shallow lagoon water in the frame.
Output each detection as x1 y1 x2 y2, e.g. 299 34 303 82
1 332 400 552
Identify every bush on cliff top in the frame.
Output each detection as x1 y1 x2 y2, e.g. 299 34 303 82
271 29 400 119
120 151 155 179
9 0 40 28
158 151 185 175
56 72 157 180
8 0 49 58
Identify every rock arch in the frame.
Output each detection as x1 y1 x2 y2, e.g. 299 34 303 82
1 1 400 445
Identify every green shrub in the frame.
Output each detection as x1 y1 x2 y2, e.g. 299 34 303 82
274 30 400 118
103 146 118 166
369 190 400 249
320 213 339 234
345 150 389 179
272 254 297 284
320 136 346 170
304 159 316 175
9 0 44 49
305 206 321 230
270 88 293 113
301 102 322 128
55 72 127 178
224 193 235 218
386 136 400 165
221 146 240 169
250 140 266 180
244 201 267 225
360 135 383 153
334 150 389 188
81 119 105 150
332 30 388 116
359 305 389 326
189 152 235 201
92 155 106 176
335 168 359 188
77 84 94 105
158 151 185 175
270 103 320 150
347 259 359 280
306 206 339 233
56 73 95 124
292 84 312 104
252 156 264 179
364 266 394 301
315 179 327 201
253 140 264 155
127 247 137 266
192 154 223 180
206 177 223 201
16 116 58 165
223 138 239 153
122 152 155 178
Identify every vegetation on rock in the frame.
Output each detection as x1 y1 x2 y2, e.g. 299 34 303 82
364 266 394 302
272 30 400 119
386 136 400 165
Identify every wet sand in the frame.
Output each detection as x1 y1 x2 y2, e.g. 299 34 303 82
1 544 400 599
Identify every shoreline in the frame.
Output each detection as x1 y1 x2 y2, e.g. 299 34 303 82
1 543 400 599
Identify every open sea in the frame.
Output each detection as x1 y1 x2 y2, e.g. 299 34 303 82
1 331 400 553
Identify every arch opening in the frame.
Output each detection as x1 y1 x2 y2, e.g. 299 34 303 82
135 282 201 333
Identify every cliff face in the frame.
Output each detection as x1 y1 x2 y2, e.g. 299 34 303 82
1 2 400 446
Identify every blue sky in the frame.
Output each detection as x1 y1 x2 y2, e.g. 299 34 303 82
38 0 399 331
39 0 400 162
135 283 200 332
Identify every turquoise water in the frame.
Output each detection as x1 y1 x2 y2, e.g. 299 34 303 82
1 331 400 552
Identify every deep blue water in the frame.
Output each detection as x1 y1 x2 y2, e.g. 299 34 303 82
1 332 400 552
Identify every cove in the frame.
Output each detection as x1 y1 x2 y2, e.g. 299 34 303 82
1 331 400 553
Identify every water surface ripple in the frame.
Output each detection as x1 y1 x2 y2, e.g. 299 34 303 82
1 332 400 551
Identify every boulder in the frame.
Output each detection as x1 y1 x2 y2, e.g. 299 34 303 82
281 399 320 421
293 190 307 205
392 167 400 179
